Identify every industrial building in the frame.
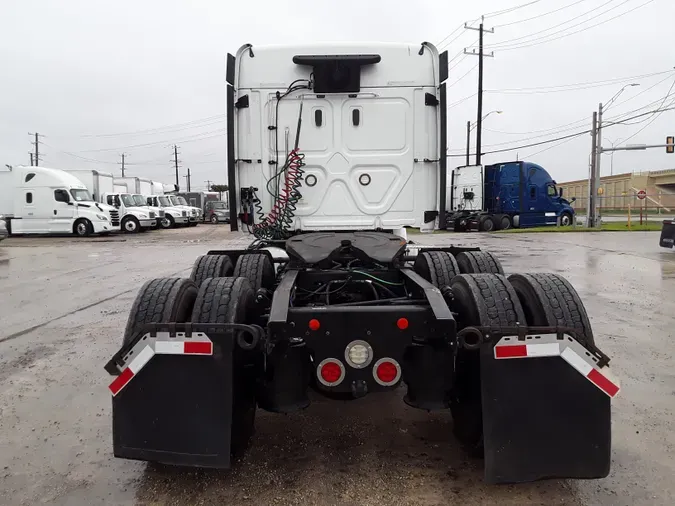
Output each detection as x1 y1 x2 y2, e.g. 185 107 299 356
557 169 675 212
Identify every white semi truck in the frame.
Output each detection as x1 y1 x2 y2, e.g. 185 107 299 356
145 195 190 228
0 166 117 236
107 42 619 486
67 170 157 233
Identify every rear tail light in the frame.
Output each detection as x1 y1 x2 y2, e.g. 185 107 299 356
373 358 401 386
317 358 345 387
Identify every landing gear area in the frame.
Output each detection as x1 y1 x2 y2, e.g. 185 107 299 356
106 232 618 483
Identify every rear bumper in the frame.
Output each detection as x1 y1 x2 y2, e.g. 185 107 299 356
660 220 674 248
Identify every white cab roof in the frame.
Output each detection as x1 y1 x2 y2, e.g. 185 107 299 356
235 42 440 90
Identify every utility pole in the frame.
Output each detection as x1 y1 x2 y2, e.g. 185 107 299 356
120 153 127 177
587 112 598 228
28 132 44 165
464 17 494 165
30 153 34 166
465 120 471 166
595 102 603 224
183 168 191 192
172 145 181 191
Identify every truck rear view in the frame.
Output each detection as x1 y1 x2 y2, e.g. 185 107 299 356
105 42 618 485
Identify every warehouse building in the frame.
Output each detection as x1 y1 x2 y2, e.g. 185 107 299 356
558 169 675 212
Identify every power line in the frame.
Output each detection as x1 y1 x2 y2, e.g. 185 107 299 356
65 128 226 154
78 114 226 138
494 0 588 28
615 80 675 145
487 0 656 51
485 0 625 49
483 0 542 18
446 63 478 88
485 70 675 95
436 23 465 48
449 105 675 157
41 142 117 165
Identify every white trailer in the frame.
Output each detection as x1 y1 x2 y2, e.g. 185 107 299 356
151 181 165 195
114 177 142 194
0 166 117 236
138 178 153 196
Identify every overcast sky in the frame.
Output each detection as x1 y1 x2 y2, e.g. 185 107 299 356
1 0 673 189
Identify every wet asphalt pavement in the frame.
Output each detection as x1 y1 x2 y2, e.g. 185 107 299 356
0 226 674 505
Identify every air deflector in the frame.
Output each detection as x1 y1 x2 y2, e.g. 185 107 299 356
293 54 381 93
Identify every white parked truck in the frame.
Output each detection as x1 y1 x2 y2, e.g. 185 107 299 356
63 169 121 229
67 170 157 233
0 166 117 236
107 42 619 485
146 195 189 228
166 194 200 226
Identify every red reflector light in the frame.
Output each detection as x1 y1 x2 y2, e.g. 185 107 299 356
309 319 321 331
320 362 341 383
376 361 398 383
396 318 409 330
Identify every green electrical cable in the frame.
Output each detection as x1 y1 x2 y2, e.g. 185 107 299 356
352 271 404 286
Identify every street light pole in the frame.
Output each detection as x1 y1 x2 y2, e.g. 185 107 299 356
466 110 502 166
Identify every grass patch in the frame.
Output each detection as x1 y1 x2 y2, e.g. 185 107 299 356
497 221 663 233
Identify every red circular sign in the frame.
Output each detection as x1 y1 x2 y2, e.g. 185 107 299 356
637 190 647 200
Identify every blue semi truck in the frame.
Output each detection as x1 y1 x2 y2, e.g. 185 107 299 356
447 161 576 232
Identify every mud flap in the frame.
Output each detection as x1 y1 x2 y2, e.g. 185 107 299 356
108 324 261 468
660 220 675 248
480 337 613 484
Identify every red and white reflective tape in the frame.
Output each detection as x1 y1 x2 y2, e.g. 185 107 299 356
494 334 620 398
108 332 213 397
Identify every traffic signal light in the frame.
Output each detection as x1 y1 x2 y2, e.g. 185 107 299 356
667 136 674 154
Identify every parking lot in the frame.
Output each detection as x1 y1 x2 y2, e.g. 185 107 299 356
1 227 674 506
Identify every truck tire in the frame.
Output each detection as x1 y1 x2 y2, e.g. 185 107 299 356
122 278 198 346
210 214 219 224
450 274 526 449
508 273 594 346
560 212 573 227
414 251 460 289
122 216 140 234
233 253 275 291
479 215 496 232
190 254 234 288
499 215 512 230
455 251 504 275
73 219 92 237
191 277 257 456
160 215 174 229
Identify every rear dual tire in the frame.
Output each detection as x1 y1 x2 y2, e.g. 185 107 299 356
448 271 594 452
122 274 256 459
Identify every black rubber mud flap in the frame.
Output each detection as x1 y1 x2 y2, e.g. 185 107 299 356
112 328 236 468
660 220 675 248
480 345 611 483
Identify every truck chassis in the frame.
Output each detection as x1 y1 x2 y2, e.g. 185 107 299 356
106 231 618 484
